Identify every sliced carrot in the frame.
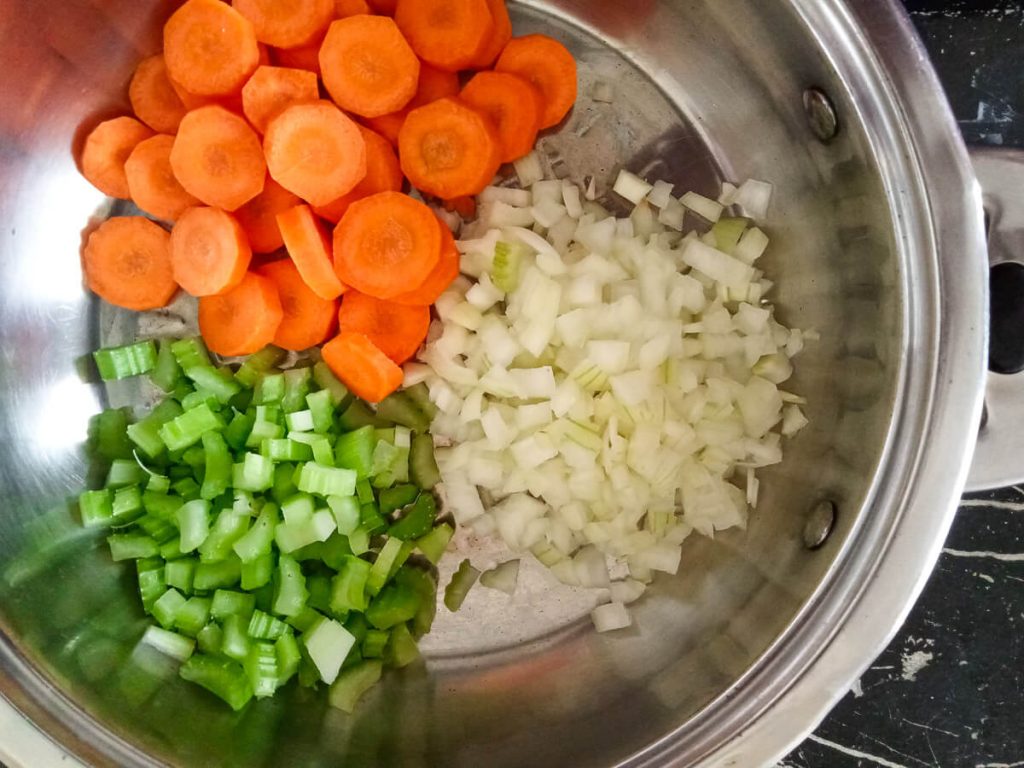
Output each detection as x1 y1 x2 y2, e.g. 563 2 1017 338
271 41 323 75
263 100 367 206
164 0 262 97
397 97 502 199
198 271 283 356
332 191 441 299
232 0 335 49
170 207 253 297
362 112 405 147
360 63 459 147
443 195 477 219
234 176 301 253
337 291 429 364
242 65 320 134
319 16 420 118
495 34 578 129
276 204 346 300
82 217 178 311
80 117 155 199
129 55 188 134
394 0 495 72
460 71 542 163
257 258 338 350
313 126 402 223
321 332 403 403
469 0 512 68
390 222 460 306
124 135 201 222
170 105 267 211
366 0 397 13
336 0 372 16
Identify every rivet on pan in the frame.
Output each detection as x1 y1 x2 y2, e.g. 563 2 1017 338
803 500 836 550
803 88 839 142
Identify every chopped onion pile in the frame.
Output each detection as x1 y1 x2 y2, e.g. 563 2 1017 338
410 161 812 631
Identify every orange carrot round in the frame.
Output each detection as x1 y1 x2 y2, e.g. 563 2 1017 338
82 217 178 311
335 0 372 16
313 126 403 223
394 0 494 72
263 100 367 206
277 204 346 300
337 291 430 364
129 55 188 135
242 65 320 134
234 176 302 253
80 117 155 199
170 105 267 211
170 207 253 297
495 34 578 129
198 271 284 356
360 63 459 147
321 332 403 403
124 135 201 222
470 0 512 68
319 16 420 118
164 0 262 97
232 0 335 49
362 112 405 147
390 222 460 306
460 71 542 163
333 191 442 299
257 258 338 350
397 97 502 199
271 42 323 75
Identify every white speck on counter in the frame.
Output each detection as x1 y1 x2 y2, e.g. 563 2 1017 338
975 572 996 583
851 678 864 698
901 650 934 682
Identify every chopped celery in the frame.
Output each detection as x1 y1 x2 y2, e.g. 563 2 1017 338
375 392 431 432
288 432 335 466
175 597 211 638
94 340 158 381
281 493 315 525
367 538 405 596
326 495 360 535
165 559 196 594
141 626 195 662
106 458 148 489
108 533 159 562
254 373 285 405
281 368 312 414
313 362 353 409
232 453 275 492
356 479 375 505
275 631 301 686
170 338 211 371
271 463 298 503
221 614 251 661
233 505 278 563
199 509 250 563
241 554 274 590
200 431 232 500
235 346 284 387
137 559 166 613
359 502 387 536
362 630 389 659
385 623 420 668
378 485 418 516
328 661 382 714
273 555 308 617
138 513 178 543
307 573 333 614
79 489 113 528
180 654 253 711
388 494 436 541
127 399 183 459
159 403 223 453
185 366 242 404
371 440 409 488
306 389 334 434
479 559 521 595
296 463 356 498
245 415 284 449
403 382 438 420
274 510 336 554
262 438 313 463
193 557 242 591
409 434 441 489
224 411 256 452
211 590 256 620
338 400 384 431
320 533 353 571
414 523 454 565
89 407 135 462
303 617 355 685
151 339 183 393
330 557 371 614
366 582 421 630
285 606 322 633
152 588 187 629
171 477 201 501
196 624 223 656
248 609 288 640
397 567 438 638
348 527 371 556
444 559 480 612
334 426 375 477
245 641 280 698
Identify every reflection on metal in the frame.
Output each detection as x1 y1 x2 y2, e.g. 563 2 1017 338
803 88 840 142
803 500 837 550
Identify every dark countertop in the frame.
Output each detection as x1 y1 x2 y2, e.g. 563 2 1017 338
784 2 1024 766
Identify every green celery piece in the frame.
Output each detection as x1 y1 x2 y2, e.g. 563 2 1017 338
127 399 184 459
199 509 250 563
180 445 206 474
414 523 454 565
491 240 523 293
320 533 353 571
366 538 405 596
389 494 437 541
137 559 166 613
175 597 212 638
710 217 748 254
403 382 438 420
305 389 335 434
141 626 195 662
232 453 275 492
285 606 322 634
108 533 159 562
196 624 223 656
233 505 279 563
165 558 196 594
244 641 280 699
180 654 253 711
306 573 333 614
224 411 256 452
221 614 251 661
355 479 375 505
211 590 256 621
171 477 201 501
348 527 371 556
180 389 220 413
262 438 313 463
375 391 430 432
366 581 421 630
326 496 360 535
254 373 285 405
303 617 356 685
344 613 369 645
273 555 308 617
281 368 313 414
171 338 212 371
361 630 389 659
138 513 178 544
89 407 135 462
409 433 441 489
296 463 356 498
185 365 242 404
286 409 315 433
370 440 409 488
312 362 353 409
159 403 223 453
281 493 315 525
275 631 301 686
385 623 420 668
79 489 113 528
159 538 183 561
201 432 232 500
274 510 336 554
288 432 335 466
193 557 242 591
248 609 288 641
176 499 211 554
151 339 183 393
147 473 171 493
359 503 387 536
93 340 158 381
330 557 371 614
141 488 180 518
271 463 298 504
374 428 395 446
235 346 285 388
111 486 144 523
241 554 275 591
378 485 418 516
397 566 437 638
328 661 382 714
443 559 480 613
152 588 187 629
338 400 385 431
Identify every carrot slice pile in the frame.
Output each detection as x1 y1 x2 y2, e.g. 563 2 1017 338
232 0 335 49
333 191 442 299
337 291 430 364
234 177 301 253
335 0 372 16
495 34 578 129
314 126 403 223
363 63 460 145
277 204 346 300
258 258 338 351
124 135 201 222
321 332 404 403
470 0 513 68
394 0 495 72
129 55 188 134
170 106 267 211
81 117 155 199
164 0 262 97
319 16 420 118
390 222 460 306
460 70 542 164
264 100 367 206
171 207 253 297
398 97 502 199
198 271 284 356
242 65 320 134
82 217 179 311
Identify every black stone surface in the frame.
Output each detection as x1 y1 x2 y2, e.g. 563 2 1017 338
782 2 1024 766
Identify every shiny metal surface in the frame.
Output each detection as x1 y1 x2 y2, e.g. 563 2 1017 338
0 1 986 767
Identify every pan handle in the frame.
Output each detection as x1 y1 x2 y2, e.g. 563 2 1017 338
966 147 1024 491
